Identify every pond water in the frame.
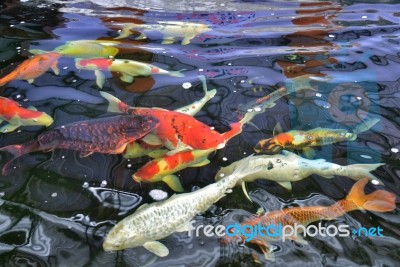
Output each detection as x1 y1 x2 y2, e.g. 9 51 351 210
0 0 399 266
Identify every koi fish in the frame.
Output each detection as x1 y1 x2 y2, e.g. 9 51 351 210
0 52 61 86
215 150 384 200
0 97 53 133
75 58 184 88
123 75 217 159
255 118 380 158
103 155 263 256
100 91 244 155
29 40 120 59
223 178 396 261
0 115 158 175
115 21 211 45
133 149 215 192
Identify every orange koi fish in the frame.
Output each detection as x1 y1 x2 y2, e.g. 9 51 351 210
0 115 158 175
0 52 61 86
133 149 215 191
0 97 53 133
100 91 246 155
224 178 396 261
75 58 184 88
255 118 380 158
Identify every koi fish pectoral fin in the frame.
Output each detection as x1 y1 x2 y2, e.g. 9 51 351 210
51 62 60 75
94 70 105 88
250 238 275 262
120 73 134 83
142 134 163 146
302 148 316 159
143 241 169 257
176 221 195 233
241 181 253 202
27 79 35 84
79 151 94 158
161 37 175 44
288 234 309 245
277 181 292 191
162 175 184 192
0 123 20 133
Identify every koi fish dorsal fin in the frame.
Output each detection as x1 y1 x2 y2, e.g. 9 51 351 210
346 178 396 212
273 122 283 137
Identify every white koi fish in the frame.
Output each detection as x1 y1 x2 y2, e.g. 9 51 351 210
215 150 384 201
102 154 262 256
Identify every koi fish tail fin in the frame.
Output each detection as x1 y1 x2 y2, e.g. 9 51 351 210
99 91 130 114
168 70 185 78
353 118 380 134
346 178 396 212
0 141 40 175
345 163 385 185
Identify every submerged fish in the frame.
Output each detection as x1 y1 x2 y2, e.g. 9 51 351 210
75 58 184 88
100 91 245 155
115 21 211 45
223 178 396 261
103 155 262 256
0 52 61 86
215 150 384 200
30 40 120 59
133 149 215 192
0 115 158 175
0 96 53 133
255 118 380 158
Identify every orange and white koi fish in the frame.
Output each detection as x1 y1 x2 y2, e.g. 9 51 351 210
0 52 61 86
133 149 215 191
0 97 53 133
224 178 396 261
0 115 158 175
255 118 380 158
100 91 245 155
75 58 184 88
115 21 211 45
29 40 120 59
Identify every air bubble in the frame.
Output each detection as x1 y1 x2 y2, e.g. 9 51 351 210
82 182 89 188
51 192 57 197
182 82 192 89
100 180 107 187
391 148 399 153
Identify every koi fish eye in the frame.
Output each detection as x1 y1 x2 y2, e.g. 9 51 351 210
306 135 312 140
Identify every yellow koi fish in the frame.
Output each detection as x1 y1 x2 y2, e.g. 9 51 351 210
115 21 211 45
29 40 120 59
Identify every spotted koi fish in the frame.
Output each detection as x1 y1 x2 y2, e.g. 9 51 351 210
215 150 384 200
103 155 262 257
255 118 380 158
0 52 61 86
0 115 158 175
223 178 396 261
114 21 211 45
0 97 53 133
75 58 184 88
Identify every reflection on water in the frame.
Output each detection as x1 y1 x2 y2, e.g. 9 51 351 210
0 0 400 266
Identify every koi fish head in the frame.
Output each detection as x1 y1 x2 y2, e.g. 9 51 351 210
103 220 144 251
36 113 54 127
